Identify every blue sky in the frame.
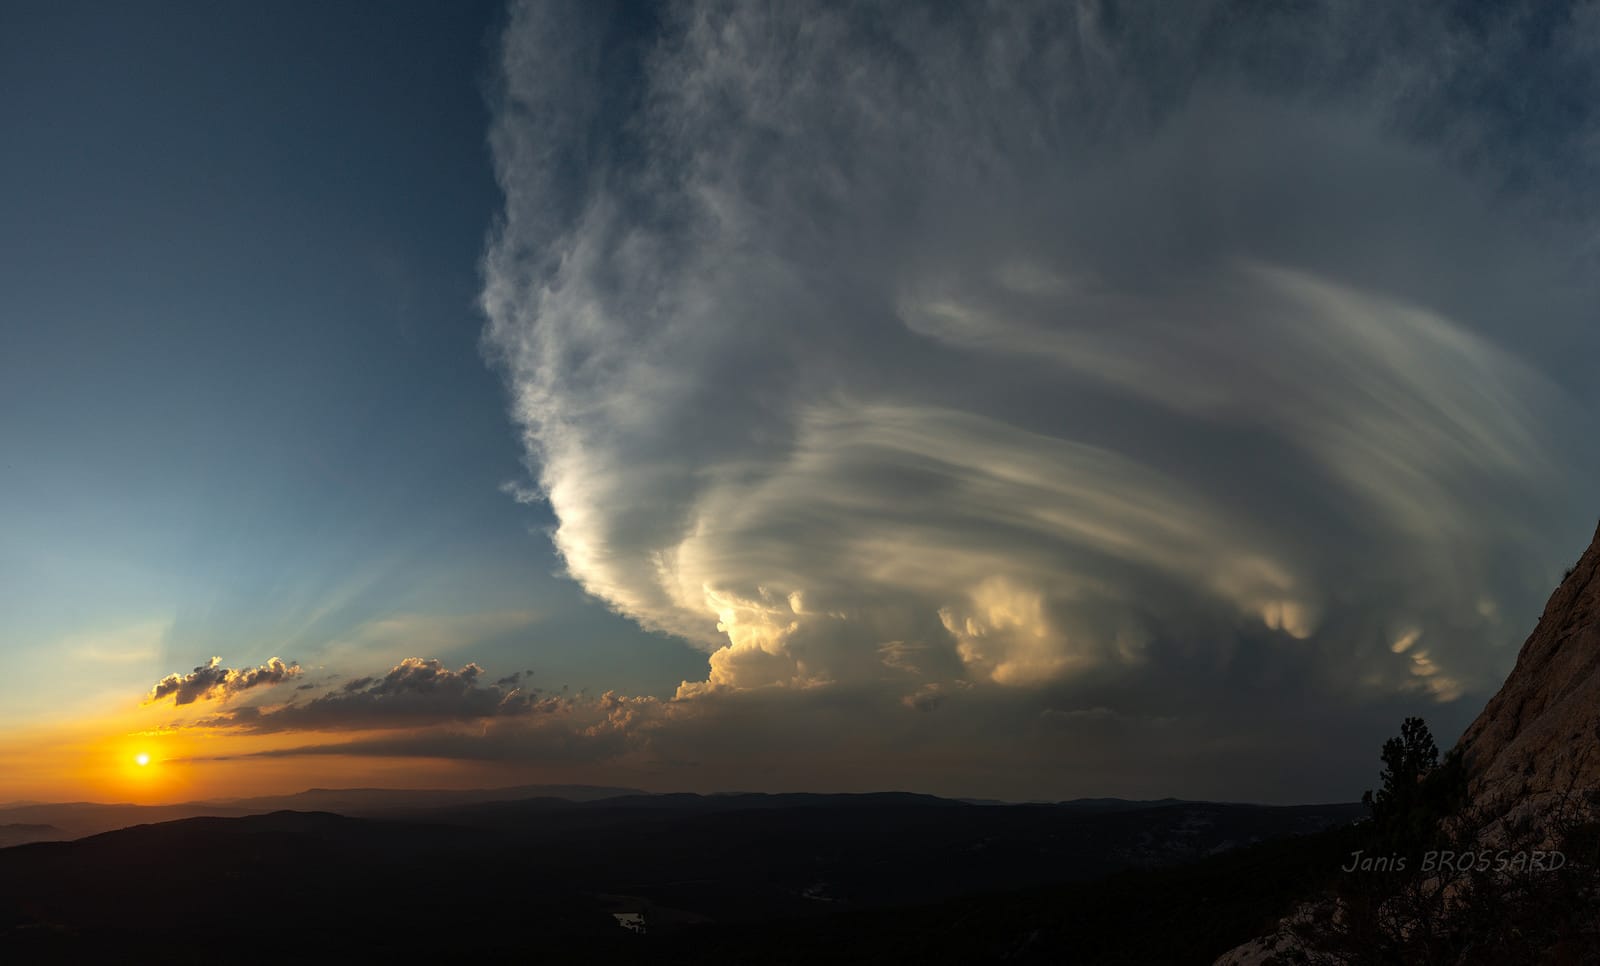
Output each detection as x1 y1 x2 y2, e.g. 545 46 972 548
0 1 703 729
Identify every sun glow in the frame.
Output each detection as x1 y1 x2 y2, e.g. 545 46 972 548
101 728 184 797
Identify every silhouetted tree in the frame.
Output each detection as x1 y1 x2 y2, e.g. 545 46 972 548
1361 716 1465 853
1297 718 1600 963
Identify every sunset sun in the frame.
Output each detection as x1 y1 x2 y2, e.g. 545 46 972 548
135 753 150 768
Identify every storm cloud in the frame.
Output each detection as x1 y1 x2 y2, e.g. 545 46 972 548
477 2 1600 798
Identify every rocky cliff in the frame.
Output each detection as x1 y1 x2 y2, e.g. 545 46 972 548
1215 521 1600 964
1456 520 1600 830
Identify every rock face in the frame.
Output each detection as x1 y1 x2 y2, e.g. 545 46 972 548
1213 524 1600 965
1456 520 1600 828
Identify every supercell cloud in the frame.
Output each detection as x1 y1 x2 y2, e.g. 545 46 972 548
479 1 1600 798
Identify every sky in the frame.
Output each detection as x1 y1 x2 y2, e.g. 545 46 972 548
3 0 1597 806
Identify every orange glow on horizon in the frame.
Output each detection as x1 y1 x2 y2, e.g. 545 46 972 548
0 687 623 806
0 704 555 805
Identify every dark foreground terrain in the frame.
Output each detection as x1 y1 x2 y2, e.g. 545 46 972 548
0 791 1360 964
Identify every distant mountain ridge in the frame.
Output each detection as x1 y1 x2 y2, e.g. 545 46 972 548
202 782 646 811
0 823 60 849
0 783 648 844
0 785 1340 847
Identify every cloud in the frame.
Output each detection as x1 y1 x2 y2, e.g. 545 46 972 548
194 658 562 733
146 657 301 706
476 2 1600 797
186 710 640 765
498 480 543 506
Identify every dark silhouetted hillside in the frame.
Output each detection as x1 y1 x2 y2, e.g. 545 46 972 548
0 793 1362 964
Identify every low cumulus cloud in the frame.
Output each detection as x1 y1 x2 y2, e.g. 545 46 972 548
478 1 1599 797
195 658 565 733
147 657 301 706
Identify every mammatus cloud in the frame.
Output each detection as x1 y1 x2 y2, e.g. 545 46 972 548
474 2 1600 798
146 657 301 706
